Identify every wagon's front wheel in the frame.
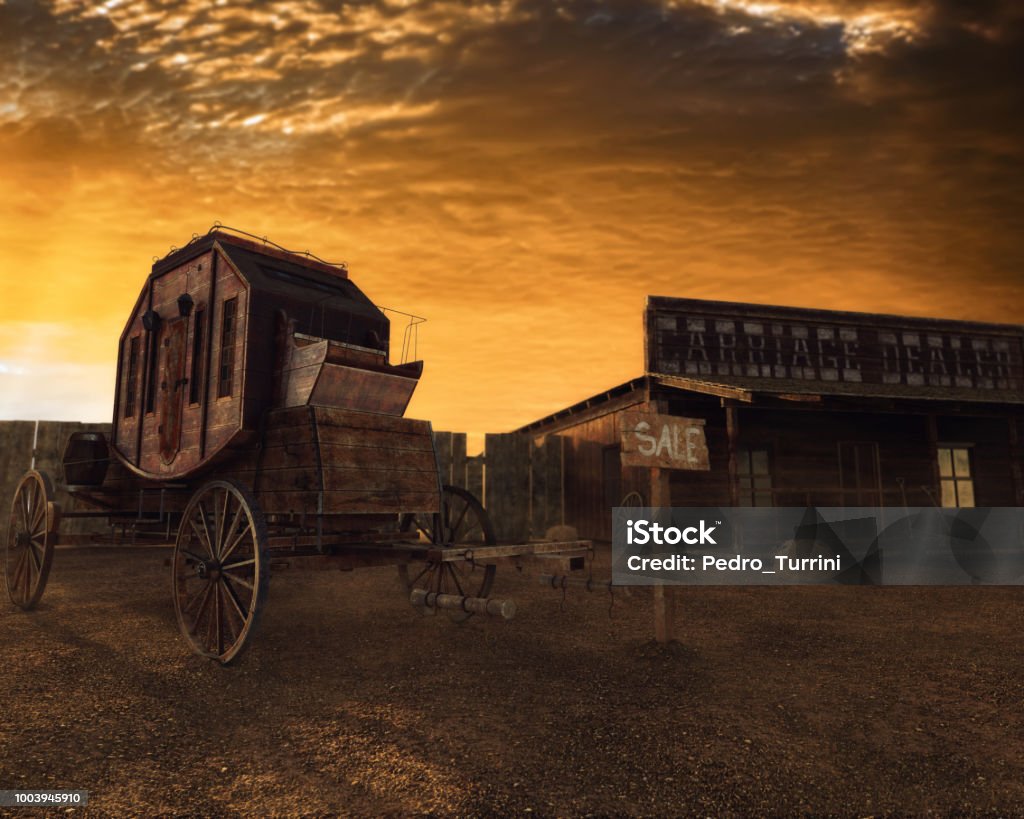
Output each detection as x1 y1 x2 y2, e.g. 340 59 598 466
173 480 269 664
399 485 497 622
5 470 59 610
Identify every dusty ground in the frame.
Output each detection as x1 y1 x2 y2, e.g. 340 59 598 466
1 546 1023 817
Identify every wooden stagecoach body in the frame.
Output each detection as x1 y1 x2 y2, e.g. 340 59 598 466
5 228 589 664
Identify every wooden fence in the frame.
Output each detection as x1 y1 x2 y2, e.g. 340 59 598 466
0 422 561 545
432 430 565 543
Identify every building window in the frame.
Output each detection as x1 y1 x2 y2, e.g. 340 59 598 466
217 298 238 398
937 446 974 507
737 448 772 506
124 336 140 418
189 308 205 405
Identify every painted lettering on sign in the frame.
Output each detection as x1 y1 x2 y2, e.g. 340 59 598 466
646 300 1024 394
620 412 710 470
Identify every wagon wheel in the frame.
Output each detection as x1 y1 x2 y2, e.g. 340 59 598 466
172 479 269 664
620 490 645 509
5 470 59 610
398 485 496 622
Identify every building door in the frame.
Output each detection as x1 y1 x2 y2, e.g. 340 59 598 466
158 318 188 464
838 441 882 506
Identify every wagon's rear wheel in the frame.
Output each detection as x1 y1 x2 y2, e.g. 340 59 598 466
5 470 59 610
173 480 268 664
399 485 496 622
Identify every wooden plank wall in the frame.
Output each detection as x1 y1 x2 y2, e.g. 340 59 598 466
431 432 484 518
432 431 467 488
484 432 531 543
465 455 485 505
530 435 565 538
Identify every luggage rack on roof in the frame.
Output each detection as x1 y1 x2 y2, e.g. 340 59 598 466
154 222 349 271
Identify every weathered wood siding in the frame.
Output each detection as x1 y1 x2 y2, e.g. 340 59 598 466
484 432 531 542
222 406 440 517
113 247 252 479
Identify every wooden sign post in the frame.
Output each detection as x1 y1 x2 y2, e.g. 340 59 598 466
620 410 709 643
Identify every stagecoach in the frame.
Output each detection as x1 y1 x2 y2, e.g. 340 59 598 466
4 226 588 663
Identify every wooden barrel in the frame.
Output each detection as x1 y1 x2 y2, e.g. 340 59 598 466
62 432 110 486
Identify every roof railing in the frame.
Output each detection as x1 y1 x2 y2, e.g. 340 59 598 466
153 222 348 271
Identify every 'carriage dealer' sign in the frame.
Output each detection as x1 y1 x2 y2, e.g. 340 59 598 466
620 412 710 470
645 297 1024 394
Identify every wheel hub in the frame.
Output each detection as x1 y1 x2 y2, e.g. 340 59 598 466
14 531 30 549
195 560 221 581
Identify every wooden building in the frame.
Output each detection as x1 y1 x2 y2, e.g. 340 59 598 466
518 297 1024 542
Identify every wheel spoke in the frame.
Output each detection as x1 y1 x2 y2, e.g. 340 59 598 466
221 570 254 591
30 486 46 532
213 489 228 559
18 489 30 538
196 502 215 559
179 548 208 565
220 502 246 562
415 514 434 543
222 557 255 572
189 517 214 559
10 551 28 599
183 581 214 627
204 589 217 652
219 522 252 564
22 550 34 597
449 499 471 541
26 541 42 575
408 563 432 588
214 582 224 656
221 576 249 623
447 564 466 597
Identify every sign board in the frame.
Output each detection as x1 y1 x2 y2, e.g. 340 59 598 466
645 297 1024 398
620 411 709 470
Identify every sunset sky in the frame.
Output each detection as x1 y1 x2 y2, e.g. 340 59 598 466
1 0 1021 444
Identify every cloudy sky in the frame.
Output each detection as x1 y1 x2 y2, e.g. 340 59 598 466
1 0 1021 440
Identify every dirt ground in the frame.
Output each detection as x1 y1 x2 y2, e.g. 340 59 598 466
1 546 1023 818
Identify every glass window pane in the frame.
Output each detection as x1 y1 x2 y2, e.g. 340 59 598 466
953 448 971 478
753 477 772 490
937 448 953 478
754 492 773 507
751 450 770 475
940 479 957 508
957 479 975 507
737 452 751 476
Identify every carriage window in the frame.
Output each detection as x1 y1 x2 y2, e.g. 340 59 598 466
217 298 238 398
189 309 205 405
938 445 975 507
145 328 160 414
124 336 140 418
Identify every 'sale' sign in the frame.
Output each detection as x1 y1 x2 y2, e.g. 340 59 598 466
620 412 709 470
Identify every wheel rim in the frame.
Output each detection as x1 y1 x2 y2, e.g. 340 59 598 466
399 485 496 622
5 471 57 610
620 491 645 509
173 480 268 664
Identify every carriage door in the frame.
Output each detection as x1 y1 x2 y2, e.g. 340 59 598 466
158 318 189 464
